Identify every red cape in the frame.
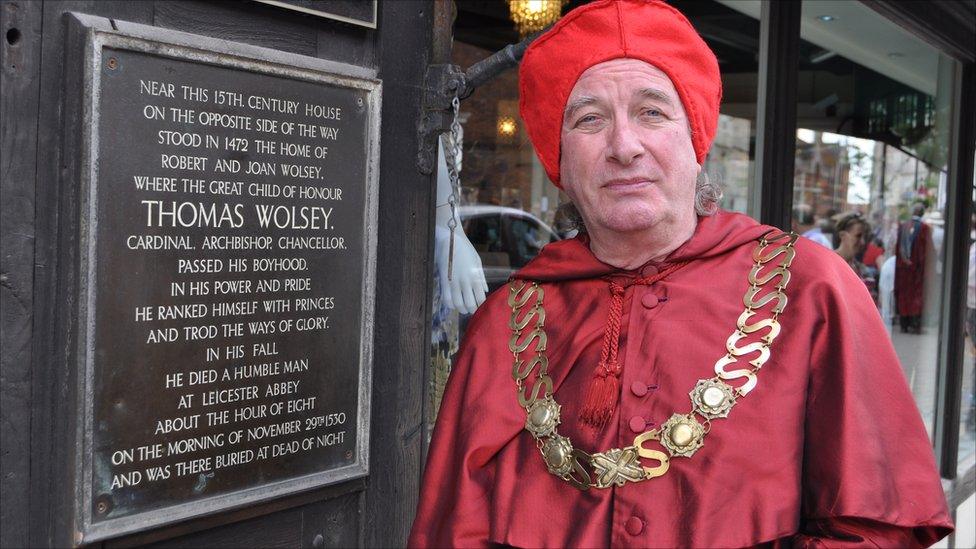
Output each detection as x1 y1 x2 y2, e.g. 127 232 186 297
410 211 952 548
895 220 931 317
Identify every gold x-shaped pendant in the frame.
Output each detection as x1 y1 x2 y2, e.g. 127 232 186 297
590 448 645 488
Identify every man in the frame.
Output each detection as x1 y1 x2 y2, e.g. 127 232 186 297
409 1 952 547
895 203 932 334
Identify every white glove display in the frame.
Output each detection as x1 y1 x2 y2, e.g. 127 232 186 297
434 136 488 314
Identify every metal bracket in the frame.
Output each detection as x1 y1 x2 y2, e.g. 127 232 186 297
416 64 466 175
415 26 548 175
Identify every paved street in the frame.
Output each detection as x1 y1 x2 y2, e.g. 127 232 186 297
888 323 976 474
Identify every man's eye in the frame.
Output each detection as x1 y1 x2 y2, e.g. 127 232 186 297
577 114 599 125
642 108 663 118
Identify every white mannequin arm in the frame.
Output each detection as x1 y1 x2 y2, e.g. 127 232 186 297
434 136 488 314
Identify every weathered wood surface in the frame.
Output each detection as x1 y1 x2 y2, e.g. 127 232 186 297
29 4 157 547
363 1 436 547
154 0 318 58
3 0 435 547
1 2 44 548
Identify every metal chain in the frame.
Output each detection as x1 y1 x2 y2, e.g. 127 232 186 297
443 96 463 280
509 232 799 490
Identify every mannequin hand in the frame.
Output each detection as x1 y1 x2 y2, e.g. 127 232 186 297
435 226 488 314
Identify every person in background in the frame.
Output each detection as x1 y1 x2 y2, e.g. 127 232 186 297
967 214 975 431
801 210 836 249
862 235 885 284
833 212 877 303
862 211 886 276
895 203 932 334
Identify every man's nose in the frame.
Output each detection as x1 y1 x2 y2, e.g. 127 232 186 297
607 118 644 165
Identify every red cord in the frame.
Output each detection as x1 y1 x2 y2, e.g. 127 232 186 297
579 261 689 430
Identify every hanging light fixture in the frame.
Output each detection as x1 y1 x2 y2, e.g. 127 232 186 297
508 0 566 38
497 116 518 141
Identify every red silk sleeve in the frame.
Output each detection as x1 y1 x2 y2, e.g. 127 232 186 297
792 516 951 548
795 254 952 548
408 298 522 548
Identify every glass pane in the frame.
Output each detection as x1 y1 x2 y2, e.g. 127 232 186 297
962 166 976 475
788 1 959 440
684 0 761 216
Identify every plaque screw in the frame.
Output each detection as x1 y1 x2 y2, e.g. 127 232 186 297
95 497 111 515
95 494 113 515
345 450 353 460
312 534 324 548
106 57 118 70
356 97 363 107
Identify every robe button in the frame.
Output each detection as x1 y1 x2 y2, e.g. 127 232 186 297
630 381 648 397
629 416 646 433
641 265 659 277
625 516 644 536
641 294 660 309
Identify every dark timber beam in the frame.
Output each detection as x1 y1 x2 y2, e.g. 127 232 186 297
753 0 801 231
935 60 975 479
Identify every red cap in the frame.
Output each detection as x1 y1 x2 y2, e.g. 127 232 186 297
519 0 722 187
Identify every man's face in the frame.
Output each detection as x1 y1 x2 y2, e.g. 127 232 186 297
559 58 701 237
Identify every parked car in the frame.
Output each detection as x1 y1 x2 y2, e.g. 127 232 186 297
460 205 562 293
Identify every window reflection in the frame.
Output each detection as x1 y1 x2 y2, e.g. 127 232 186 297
706 114 754 213
962 174 976 475
461 206 560 293
787 1 958 440
685 0 761 215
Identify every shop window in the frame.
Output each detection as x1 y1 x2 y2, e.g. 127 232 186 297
784 1 959 443
962 166 976 475
685 0 761 216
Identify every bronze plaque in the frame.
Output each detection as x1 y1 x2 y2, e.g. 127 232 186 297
77 23 379 539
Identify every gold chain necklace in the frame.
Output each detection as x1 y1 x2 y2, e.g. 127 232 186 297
508 230 798 490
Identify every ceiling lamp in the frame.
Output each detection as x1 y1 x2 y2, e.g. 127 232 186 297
497 116 518 140
509 0 567 38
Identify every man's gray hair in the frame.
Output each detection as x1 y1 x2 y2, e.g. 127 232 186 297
556 171 723 233
694 171 722 216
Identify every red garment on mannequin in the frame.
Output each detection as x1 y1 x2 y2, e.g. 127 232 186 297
895 219 931 317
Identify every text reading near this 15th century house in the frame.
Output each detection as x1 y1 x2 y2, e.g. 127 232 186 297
88 50 371 520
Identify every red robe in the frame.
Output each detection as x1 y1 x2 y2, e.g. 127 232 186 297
410 211 952 548
895 219 931 317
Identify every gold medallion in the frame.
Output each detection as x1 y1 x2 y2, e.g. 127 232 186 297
524 397 560 438
541 435 574 476
660 413 705 457
690 378 736 419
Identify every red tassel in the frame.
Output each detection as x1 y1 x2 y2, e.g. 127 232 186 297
579 362 620 430
578 263 688 432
